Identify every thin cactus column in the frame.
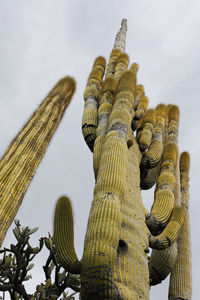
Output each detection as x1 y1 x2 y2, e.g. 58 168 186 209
0 77 75 247
168 152 192 300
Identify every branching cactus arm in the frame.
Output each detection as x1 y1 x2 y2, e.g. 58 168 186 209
146 106 180 235
0 77 76 247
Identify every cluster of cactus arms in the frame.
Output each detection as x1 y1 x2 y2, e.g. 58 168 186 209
54 20 192 299
0 20 191 299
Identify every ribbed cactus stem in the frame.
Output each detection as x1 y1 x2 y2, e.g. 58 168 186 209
81 70 149 299
138 109 155 152
115 136 149 299
93 76 117 178
0 77 75 247
133 85 144 110
139 104 165 191
53 196 80 274
149 206 184 250
146 143 178 235
149 244 178 286
142 104 166 168
113 19 127 52
113 53 129 80
82 56 106 151
135 96 149 120
140 160 162 190
169 152 192 300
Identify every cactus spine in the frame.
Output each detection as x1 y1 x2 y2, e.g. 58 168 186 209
0 77 75 247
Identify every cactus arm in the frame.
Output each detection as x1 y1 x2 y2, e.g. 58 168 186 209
142 104 166 169
140 104 166 190
82 57 106 151
113 53 129 80
0 77 75 247
146 105 180 234
146 143 178 235
135 96 149 120
105 49 122 78
131 85 145 131
148 125 183 286
168 152 192 300
133 85 144 110
93 51 130 178
149 206 184 250
140 160 162 190
53 196 81 274
166 105 179 145
138 109 155 152
93 102 113 178
149 244 178 286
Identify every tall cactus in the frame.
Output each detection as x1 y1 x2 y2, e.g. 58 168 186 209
0 19 192 300
51 20 191 300
0 77 75 247
52 20 192 299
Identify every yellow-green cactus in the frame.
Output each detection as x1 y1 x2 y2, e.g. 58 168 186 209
135 95 149 120
133 84 144 109
169 152 192 300
149 244 178 286
0 18 192 300
80 68 150 299
138 109 155 152
51 19 191 300
149 206 184 250
0 77 75 247
82 56 106 151
105 49 121 79
147 123 183 288
140 160 162 190
114 53 129 80
53 196 81 274
142 104 166 168
146 142 178 235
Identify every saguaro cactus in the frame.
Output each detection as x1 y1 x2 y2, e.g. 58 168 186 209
0 19 192 300
53 20 192 299
0 77 75 247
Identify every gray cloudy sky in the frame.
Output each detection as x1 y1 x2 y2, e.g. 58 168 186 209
0 0 199 299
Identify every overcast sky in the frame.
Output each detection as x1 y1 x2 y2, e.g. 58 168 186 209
0 1 199 299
